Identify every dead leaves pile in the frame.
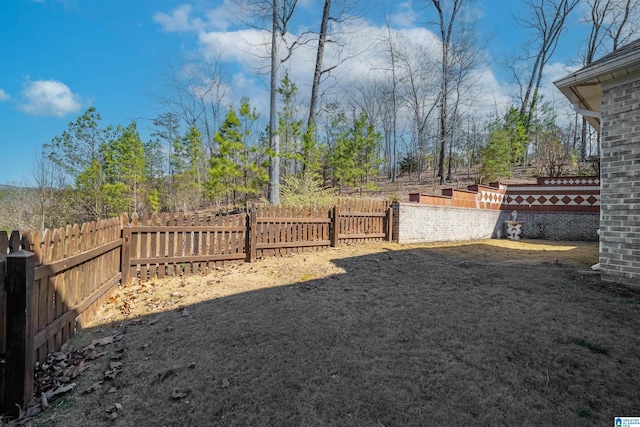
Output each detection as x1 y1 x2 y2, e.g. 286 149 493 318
106 280 156 317
13 330 126 425
104 279 189 317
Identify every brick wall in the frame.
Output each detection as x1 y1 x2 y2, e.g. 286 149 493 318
401 176 600 245
510 211 599 241
393 203 598 244
600 79 640 287
393 203 502 243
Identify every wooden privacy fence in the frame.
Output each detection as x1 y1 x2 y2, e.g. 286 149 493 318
0 200 392 413
125 211 248 281
0 217 123 415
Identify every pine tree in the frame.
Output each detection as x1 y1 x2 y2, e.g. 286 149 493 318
479 124 512 183
101 122 146 216
172 126 205 211
207 108 244 205
277 72 303 177
45 107 111 220
329 112 382 191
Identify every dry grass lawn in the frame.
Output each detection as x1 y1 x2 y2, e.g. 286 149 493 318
20 239 640 426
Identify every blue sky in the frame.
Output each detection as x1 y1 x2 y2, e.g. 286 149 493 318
0 0 594 185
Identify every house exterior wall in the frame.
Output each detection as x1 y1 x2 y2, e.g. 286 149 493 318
600 78 640 287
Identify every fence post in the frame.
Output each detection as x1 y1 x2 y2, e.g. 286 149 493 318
3 250 35 414
331 205 340 247
247 210 257 263
121 225 131 286
386 206 393 242
0 256 5 410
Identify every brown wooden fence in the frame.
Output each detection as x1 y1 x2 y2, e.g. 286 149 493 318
0 217 123 415
0 199 391 415
126 212 247 281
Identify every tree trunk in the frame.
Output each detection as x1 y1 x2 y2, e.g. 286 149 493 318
307 0 331 132
268 0 280 204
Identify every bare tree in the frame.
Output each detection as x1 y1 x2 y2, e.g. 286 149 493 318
237 0 299 204
516 0 580 126
427 0 483 184
308 0 333 134
269 0 282 204
578 0 640 159
395 38 440 181
157 56 228 156
607 0 640 49
428 0 463 184
307 0 365 131
32 149 70 231
384 22 401 183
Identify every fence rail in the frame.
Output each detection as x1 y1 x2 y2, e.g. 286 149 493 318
0 200 391 415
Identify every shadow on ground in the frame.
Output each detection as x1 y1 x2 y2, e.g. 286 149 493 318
30 242 640 426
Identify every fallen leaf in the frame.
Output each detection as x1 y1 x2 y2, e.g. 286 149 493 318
84 349 108 360
111 348 126 360
157 369 174 382
104 362 123 380
180 308 190 317
16 404 42 425
171 389 187 399
41 393 49 409
83 381 103 394
105 402 122 418
45 383 76 399
66 360 89 378
92 336 114 346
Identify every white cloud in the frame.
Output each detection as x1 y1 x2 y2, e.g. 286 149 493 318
0 89 9 101
540 61 583 125
191 16 510 117
545 61 581 84
154 4 198 32
19 79 81 117
155 3 517 135
204 4 241 31
194 16 514 130
390 2 419 28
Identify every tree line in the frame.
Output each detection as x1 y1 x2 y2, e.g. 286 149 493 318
1 0 637 232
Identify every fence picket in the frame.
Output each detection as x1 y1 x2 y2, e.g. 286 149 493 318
149 214 159 280
0 231 8 256
1 200 390 411
140 216 148 281
158 213 167 279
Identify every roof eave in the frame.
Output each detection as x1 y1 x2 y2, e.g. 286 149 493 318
554 49 640 89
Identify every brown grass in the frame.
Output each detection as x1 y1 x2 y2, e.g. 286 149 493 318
23 239 640 426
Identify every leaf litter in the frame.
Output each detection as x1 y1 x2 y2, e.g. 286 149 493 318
13 329 127 425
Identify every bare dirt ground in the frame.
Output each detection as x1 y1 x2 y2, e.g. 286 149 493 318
18 239 640 426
